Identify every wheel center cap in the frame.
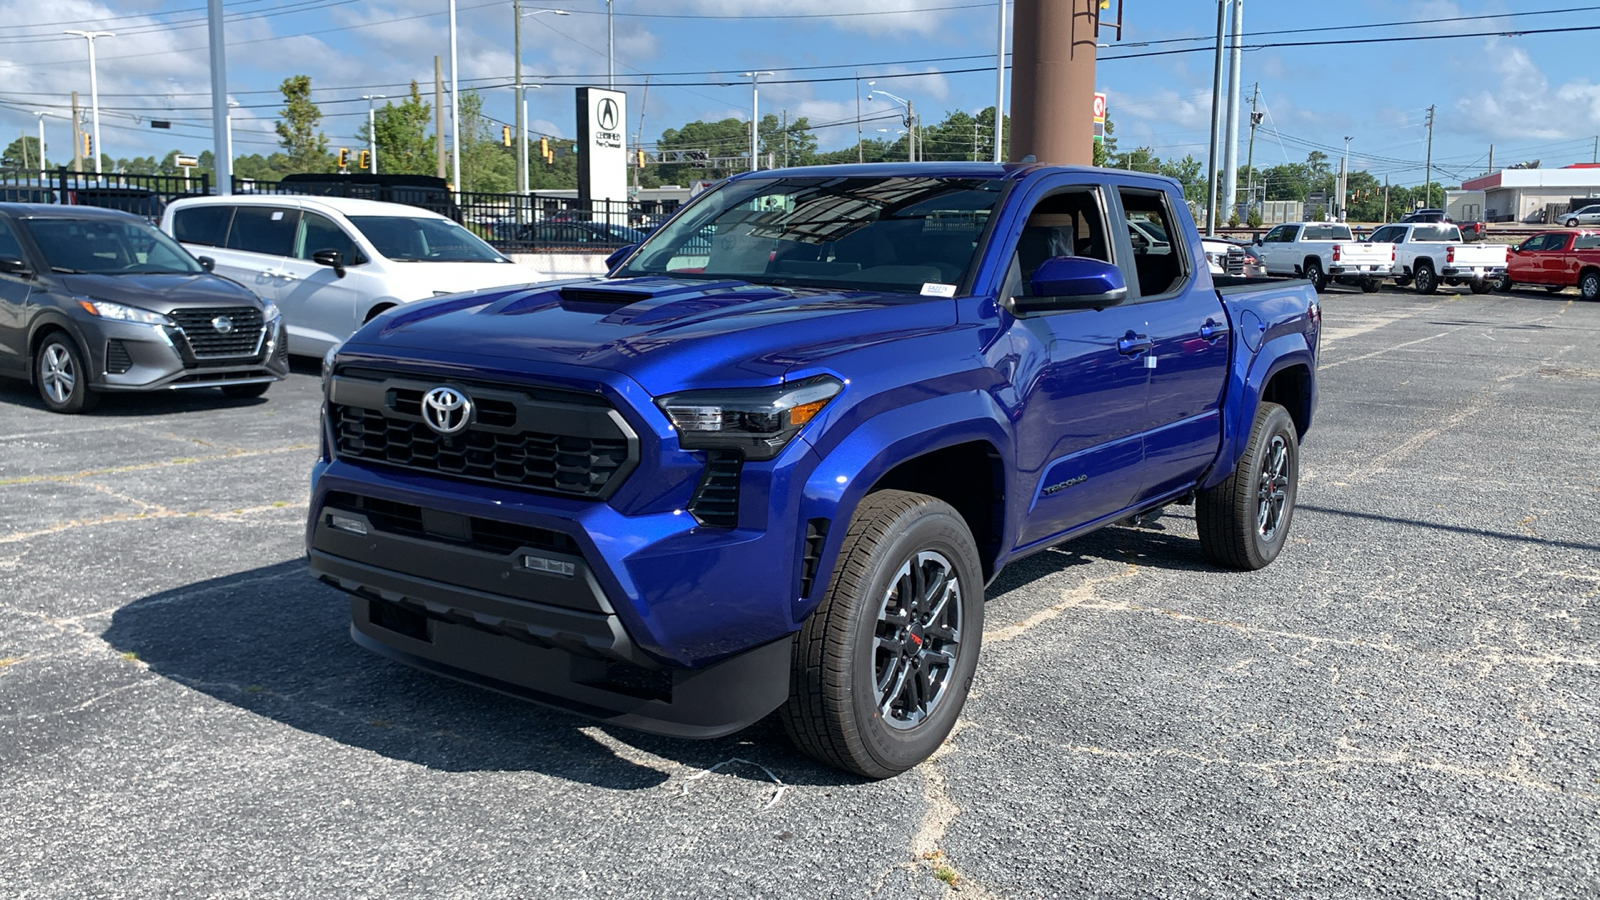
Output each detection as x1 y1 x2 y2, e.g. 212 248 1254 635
907 630 924 651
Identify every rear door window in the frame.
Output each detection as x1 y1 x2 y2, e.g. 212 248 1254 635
1117 188 1189 299
172 205 235 247
227 206 301 257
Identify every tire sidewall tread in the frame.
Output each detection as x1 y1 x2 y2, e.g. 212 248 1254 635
1196 402 1299 571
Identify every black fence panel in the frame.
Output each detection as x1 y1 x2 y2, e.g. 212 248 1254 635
0 167 210 221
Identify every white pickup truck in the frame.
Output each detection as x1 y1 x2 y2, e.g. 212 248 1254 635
1250 221 1394 293
1366 222 1508 294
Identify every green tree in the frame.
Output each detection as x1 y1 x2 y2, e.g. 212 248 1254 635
655 118 754 182
358 82 435 176
2 136 46 169
456 89 515 192
1092 116 1116 167
1159 155 1205 204
759 113 818 168
275 74 331 174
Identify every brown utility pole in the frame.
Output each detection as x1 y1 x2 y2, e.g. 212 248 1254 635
71 92 83 173
435 56 447 180
1010 0 1100 164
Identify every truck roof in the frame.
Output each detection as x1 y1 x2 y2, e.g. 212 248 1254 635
723 162 1183 190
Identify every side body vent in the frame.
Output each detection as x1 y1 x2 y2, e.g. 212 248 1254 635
799 518 831 599
688 449 743 528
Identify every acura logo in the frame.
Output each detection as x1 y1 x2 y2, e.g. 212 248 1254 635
422 386 472 436
211 315 234 334
597 97 619 131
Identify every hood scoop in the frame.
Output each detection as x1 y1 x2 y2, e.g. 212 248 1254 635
559 285 659 307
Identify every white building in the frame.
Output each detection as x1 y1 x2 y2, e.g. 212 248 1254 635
1462 164 1600 223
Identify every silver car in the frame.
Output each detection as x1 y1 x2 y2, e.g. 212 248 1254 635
1562 204 1600 227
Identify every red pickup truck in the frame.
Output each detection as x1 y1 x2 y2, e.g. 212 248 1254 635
1496 230 1600 300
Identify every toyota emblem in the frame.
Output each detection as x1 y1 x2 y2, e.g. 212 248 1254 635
422 386 472 435
597 97 619 131
211 315 234 334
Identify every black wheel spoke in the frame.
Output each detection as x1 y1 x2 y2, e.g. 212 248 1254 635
872 550 963 730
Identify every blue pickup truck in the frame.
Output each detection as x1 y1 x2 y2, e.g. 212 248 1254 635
308 163 1320 778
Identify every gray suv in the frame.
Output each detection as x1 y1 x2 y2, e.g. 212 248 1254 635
0 203 288 413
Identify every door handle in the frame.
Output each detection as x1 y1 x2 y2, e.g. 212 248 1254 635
1200 319 1228 342
1117 332 1154 355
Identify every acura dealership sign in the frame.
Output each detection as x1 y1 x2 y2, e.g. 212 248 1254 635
577 87 627 209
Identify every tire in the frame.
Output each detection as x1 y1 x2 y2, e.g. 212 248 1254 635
221 382 272 399
1303 259 1328 293
1360 279 1379 293
1580 271 1600 301
34 333 99 414
1414 263 1439 295
781 490 984 779
1469 281 1491 295
1545 285 1565 295
1493 273 1512 292
1566 218 1580 227
1394 274 1413 287
1196 402 1299 571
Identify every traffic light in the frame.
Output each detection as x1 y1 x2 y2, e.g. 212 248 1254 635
502 125 512 147
82 132 92 157
541 136 552 164
358 149 371 171
337 148 349 168
636 149 645 169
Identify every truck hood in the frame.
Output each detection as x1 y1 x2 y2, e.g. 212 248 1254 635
351 275 959 392
384 260 547 299
56 272 264 313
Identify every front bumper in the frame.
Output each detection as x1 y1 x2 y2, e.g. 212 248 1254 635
88 317 289 391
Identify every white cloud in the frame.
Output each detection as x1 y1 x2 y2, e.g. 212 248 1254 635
683 0 962 37
1456 42 1600 141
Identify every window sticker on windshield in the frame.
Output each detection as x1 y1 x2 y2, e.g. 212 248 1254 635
271 211 284 221
920 283 957 297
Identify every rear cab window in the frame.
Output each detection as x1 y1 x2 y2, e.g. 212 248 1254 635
1302 224 1353 242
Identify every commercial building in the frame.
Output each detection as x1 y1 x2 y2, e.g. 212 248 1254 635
1461 164 1600 223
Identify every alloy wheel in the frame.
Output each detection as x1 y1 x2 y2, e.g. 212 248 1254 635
39 343 76 406
1257 434 1290 541
873 550 963 730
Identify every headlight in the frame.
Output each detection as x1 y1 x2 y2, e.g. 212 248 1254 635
261 300 282 322
76 299 172 327
656 376 842 460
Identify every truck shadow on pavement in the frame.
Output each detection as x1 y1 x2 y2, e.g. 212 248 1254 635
101 560 861 790
0 379 268 417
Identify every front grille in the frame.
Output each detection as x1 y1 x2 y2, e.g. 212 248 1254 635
169 307 264 358
688 449 743 528
326 491 577 556
1224 246 1246 276
104 339 132 374
328 371 637 499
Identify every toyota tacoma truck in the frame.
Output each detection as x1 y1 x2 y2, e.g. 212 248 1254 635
1367 222 1508 295
307 164 1321 778
1251 221 1394 292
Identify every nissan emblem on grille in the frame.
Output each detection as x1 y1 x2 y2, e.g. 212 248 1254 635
422 386 472 435
211 315 234 334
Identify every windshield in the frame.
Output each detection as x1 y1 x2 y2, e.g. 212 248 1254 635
347 215 507 263
616 175 1008 293
22 217 202 275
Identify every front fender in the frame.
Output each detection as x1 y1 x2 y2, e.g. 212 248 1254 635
1203 333 1316 491
793 389 1013 620
26 311 94 385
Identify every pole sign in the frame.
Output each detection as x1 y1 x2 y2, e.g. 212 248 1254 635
577 87 627 217
1093 92 1107 142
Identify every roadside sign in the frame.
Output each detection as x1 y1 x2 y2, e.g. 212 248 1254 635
1093 92 1107 142
175 155 199 168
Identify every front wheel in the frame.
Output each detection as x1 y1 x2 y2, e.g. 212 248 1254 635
1196 402 1299 571
1494 273 1512 292
1566 219 1580 227
1580 271 1600 301
1546 285 1565 295
1304 260 1328 292
1414 264 1439 295
34 333 99 414
782 490 984 779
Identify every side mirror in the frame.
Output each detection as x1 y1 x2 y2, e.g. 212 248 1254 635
0 256 31 277
196 255 215 273
1252 235 1263 245
1013 257 1128 314
604 243 636 271
312 249 346 278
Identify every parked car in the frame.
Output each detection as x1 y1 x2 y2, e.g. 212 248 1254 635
1559 204 1600 227
514 220 649 247
1251 221 1394 291
1496 230 1600 299
1202 237 1268 278
0 203 287 413
72 186 167 222
309 163 1321 778
1399 208 1448 223
1366 222 1507 294
161 195 546 358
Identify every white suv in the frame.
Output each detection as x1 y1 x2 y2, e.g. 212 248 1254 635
161 195 545 357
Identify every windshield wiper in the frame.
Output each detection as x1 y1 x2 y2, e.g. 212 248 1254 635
50 266 83 274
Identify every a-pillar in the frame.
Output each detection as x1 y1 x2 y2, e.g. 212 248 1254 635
1009 0 1100 165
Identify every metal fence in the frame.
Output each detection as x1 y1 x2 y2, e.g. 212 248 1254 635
236 177 680 253
1 167 211 220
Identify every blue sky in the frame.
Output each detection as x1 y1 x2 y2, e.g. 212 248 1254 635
1 0 1597 185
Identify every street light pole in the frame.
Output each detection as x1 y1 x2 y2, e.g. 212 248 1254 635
868 85 915 163
743 71 772 172
32 112 47 170
226 100 239 180
607 0 615 89
993 0 1005 162
449 0 460 192
363 95 386 173
516 7 569 195
64 30 114 176
1341 135 1352 222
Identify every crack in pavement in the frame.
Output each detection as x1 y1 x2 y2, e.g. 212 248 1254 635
0 499 308 546
0 442 315 487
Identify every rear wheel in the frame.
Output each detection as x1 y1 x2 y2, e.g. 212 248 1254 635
1197 403 1299 571
221 382 272 399
782 490 983 779
1414 263 1439 295
1469 281 1492 295
1546 285 1565 294
1581 271 1600 301
34 333 99 414
1303 259 1328 292
1493 273 1512 292
1566 218 1580 227
1360 279 1379 293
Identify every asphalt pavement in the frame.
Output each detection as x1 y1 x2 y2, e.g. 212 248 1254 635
1 284 1597 899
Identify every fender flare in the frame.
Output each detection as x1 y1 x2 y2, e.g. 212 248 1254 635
793 389 1014 618
26 312 93 385
1202 333 1316 491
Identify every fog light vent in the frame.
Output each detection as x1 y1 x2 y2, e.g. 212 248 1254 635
327 513 368 535
521 553 575 578
105 340 133 374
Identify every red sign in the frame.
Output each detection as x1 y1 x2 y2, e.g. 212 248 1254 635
1093 92 1107 123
